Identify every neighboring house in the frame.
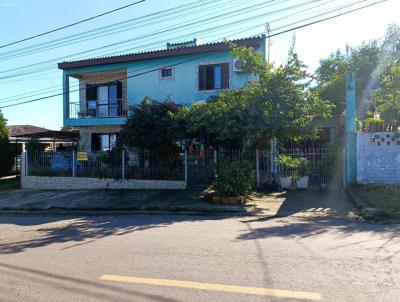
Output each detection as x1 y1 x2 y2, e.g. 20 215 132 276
7 125 78 153
58 36 266 152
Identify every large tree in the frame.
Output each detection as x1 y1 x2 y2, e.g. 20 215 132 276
186 40 333 147
0 111 14 176
370 24 400 130
315 40 381 116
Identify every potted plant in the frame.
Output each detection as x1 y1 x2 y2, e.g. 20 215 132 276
212 159 255 204
277 155 309 190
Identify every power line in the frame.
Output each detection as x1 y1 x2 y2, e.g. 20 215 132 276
0 0 326 86
0 0 329 78
0 23 264 103
1 0 367 80
0 0 259 61
1 0 388 109
0 0 146 49
268 0 388 38
0 0 284 64
0 0 385 105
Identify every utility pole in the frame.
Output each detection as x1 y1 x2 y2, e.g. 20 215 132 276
346 72 357 185
265 23 271 64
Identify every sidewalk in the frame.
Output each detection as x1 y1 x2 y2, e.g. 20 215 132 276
0 189 244 213
0 188 357 218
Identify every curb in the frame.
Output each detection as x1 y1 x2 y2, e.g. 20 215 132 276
0 207 247 216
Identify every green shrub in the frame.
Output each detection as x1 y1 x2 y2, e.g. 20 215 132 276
277 155 309 181
0 112 13 177
214 159 255 197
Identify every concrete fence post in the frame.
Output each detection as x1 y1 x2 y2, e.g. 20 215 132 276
72 150 76 177
21 151 25 177
25 150 29 176
256 149 260 188
122 149 125 180
184 150 188 187
213 149 217 164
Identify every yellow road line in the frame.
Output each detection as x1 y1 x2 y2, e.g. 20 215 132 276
100 274 321 301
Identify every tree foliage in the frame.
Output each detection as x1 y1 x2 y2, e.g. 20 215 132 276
370 24 400 131
315 41 381 115
118 98 185 153
186 40 333 146
120 40 333 150
316 23 400 131
0 111 14 176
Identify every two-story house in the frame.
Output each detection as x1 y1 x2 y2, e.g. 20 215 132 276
58 36 266 152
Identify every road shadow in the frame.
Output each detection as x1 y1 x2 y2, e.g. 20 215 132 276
238 190 400 253
0 213 232 255
239 217 400 240
0 262 181 302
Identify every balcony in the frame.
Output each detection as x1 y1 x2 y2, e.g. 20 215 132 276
63 69 128 126
68 99 128 119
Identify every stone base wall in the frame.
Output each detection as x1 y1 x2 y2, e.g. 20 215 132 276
21 176 186 190
79 125 122 152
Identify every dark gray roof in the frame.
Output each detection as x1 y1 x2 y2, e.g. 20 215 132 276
58 36 263 70
7 125 51 137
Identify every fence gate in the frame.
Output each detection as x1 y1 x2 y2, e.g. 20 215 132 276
186 150 215 186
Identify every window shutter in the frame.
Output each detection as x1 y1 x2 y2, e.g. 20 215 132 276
117 81 122 100
221 63 229 89
198 65 206 90
205 65 214 90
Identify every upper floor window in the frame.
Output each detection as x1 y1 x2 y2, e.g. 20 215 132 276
198 63 229 91
161 67 173 78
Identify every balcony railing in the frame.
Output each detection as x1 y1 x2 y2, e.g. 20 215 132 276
68 99 128 119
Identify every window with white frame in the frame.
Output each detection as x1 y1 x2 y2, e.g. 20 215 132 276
160 67 173 78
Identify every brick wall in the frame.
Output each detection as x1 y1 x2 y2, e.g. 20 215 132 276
79 125 122 152
357 132 400 184
78 69 128 113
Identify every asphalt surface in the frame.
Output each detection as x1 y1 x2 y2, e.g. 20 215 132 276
0 213 399 302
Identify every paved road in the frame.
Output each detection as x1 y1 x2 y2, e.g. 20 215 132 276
0 213 399 302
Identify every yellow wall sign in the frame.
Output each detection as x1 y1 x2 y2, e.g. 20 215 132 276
77 152 88 161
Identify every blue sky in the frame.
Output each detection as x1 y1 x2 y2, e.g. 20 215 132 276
0 0 399 130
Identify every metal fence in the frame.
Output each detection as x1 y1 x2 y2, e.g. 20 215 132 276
69 99 128 119
186 148 344 191
25 148 344 191
276 148 344 191
25 150 185 181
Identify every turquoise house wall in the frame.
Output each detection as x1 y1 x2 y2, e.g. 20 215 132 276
63 38 265 127
125 49 262 104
